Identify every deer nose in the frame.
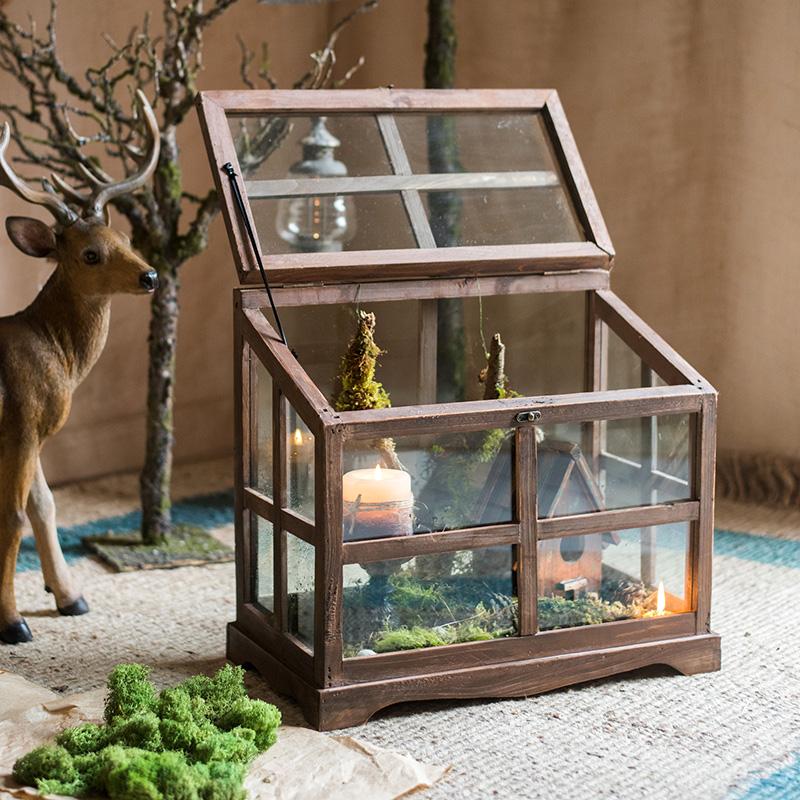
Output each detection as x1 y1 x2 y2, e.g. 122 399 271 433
139 270 159 292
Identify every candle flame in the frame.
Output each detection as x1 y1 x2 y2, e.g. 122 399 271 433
293 427 303 446
656 580 666 615
373 463 383 480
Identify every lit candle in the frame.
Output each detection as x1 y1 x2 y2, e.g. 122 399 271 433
656 580 666 615
342 464 414 541
289 425 312 512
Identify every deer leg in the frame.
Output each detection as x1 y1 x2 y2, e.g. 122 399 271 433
0 443 37 644
27 458 88 617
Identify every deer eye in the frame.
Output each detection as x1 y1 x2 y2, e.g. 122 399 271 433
82 249 100 265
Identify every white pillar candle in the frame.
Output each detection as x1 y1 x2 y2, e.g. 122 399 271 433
343 464 412 504
342 464 414 541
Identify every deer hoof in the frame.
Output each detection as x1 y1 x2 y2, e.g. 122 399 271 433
58 596 89 616
0 619 33 644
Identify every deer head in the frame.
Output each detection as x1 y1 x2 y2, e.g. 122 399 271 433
0 90 160 296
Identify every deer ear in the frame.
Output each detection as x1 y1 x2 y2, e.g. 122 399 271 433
6 216 56 258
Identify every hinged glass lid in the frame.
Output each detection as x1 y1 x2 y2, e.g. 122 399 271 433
196 89 614 285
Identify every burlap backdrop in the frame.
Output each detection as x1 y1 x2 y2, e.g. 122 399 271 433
1 0 796 487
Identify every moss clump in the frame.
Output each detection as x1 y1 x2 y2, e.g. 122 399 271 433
334 310 391 412
373 626 447 652
12 663 280 800
105 663 157 723
537 595 633 630
56 722 109 756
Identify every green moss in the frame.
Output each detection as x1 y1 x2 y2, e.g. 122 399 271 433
537 595 634 631
12 664 281 800
158 159 183 203
178 664 248 724
334 310 391 412
453 622 494 642
218 698 282 751
87 525 233 572
13 745 77 789
57 722 109 755
105 664 158 723
194 728 258 766
107 712 163 751
373 626 448 652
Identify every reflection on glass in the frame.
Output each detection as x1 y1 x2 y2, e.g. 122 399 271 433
343 429 513 538
537 414 692 517
342 547 517 657
233 115 393 180
287 533 314 649
276 193 356 253
252 357 273 497
287 404 315 521
250 193 415 255
253 514 274 612
537 523 690 631
422 187 584 246
397 113 566 174
278 292 586 410
275 118 356 253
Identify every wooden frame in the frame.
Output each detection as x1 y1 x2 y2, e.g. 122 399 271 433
196 89 614 286
230 284 719 729
209 89 718 731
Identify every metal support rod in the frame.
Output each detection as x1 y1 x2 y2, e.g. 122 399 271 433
222 161 289 347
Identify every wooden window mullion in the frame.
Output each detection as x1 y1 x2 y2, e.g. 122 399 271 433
517 426 538 635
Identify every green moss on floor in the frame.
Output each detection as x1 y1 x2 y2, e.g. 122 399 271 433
12 663 281 800
86 525 233 572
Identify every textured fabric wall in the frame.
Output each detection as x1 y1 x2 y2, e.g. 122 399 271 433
1 0 797 484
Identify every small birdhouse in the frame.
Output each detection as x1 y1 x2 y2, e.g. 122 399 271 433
197 88 720 730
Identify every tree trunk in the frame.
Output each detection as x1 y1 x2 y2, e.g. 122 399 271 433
425 0 465 403
139 265 180 545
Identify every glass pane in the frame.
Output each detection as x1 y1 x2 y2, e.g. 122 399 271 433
230 112 586 256
231 115 392 180
230 114 415 255
342 546 518 657
396 113 568 175
422 187 583 246
251 356 273 497
398 112 585 245
537 523 690 631
253 514 274 612
343 429 513 538
537 414 692 517
287 533 314 649
606 326 644 390
287 403 315 521
278 291 585 409
248 192 416 255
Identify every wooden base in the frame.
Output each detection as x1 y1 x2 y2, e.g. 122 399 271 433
228 623 721 731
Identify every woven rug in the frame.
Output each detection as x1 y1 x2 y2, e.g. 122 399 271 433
2 459 799 800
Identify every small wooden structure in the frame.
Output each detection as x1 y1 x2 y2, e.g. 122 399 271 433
197 89 720 730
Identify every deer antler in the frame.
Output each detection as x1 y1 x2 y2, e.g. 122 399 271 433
0 124 79 227
55 90 160 222
83 90 160 220
0 90 160 227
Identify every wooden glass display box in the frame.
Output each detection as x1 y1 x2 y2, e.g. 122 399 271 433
197 89 720 730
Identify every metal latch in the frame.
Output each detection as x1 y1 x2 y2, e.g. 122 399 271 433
515 410 542 423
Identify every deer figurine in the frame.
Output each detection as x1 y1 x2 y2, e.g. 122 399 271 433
0 90 160 644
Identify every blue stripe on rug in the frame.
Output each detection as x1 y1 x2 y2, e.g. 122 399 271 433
15 494 800 574
17 490 234 572
733 753 800 799
715 529 800 570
